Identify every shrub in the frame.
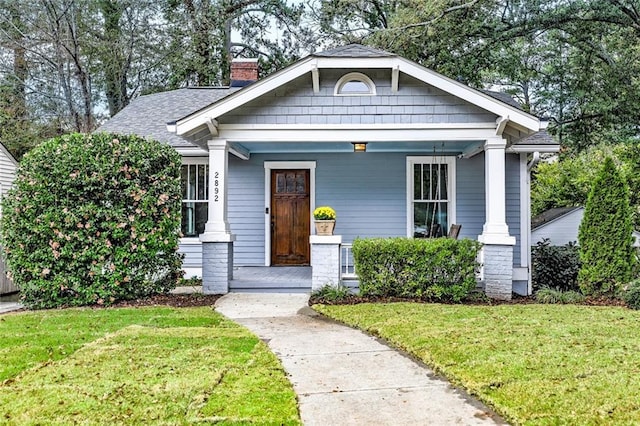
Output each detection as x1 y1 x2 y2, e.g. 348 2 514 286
352 237 481 302
1 133 183 309
623 279 640 310
535 287 585 304
578 157 636 296
310 283 351 302
531 239 581 292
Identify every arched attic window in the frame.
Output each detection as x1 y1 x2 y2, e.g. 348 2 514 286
334 72 376 96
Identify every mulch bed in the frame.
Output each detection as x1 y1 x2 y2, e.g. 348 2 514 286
309 293 629 308
106 293 222 308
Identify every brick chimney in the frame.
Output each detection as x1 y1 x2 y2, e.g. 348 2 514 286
230 58 259 87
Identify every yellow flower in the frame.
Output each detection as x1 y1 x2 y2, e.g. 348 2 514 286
313 206 336 220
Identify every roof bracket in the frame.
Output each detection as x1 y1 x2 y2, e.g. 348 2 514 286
391 65 399 93
229 143 250 160
206 118 219 136
311 66 320 94
495 116 508 136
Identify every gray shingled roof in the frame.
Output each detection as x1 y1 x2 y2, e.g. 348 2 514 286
479 90 523 110
98 45 541 147
97 87 239 147
313 44 397 58
513 129 557 146
531 206 582 230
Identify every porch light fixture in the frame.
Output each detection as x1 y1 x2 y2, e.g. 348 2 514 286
352 142 367 152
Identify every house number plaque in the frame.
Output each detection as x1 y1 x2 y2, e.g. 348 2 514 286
214 171 220 202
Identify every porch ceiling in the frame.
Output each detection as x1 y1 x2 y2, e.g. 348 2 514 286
235 140 479 154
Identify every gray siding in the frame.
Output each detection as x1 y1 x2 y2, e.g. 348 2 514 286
180 242 203 268
315 153 406 242
228 155 267 265
532 208 583 246
180 151 524 270
218 70 497 126
0 145 17 220
456 154 485 240
455 152 522 267
506 153 521 265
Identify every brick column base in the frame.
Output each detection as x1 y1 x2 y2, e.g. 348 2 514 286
481 244 513 300
202 242 234 294
310 235 342 291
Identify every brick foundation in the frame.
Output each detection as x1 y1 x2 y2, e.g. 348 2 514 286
202 242 234 294
310 235 342 291
481 244 513 300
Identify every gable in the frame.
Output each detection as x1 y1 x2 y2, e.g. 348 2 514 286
173 48 544 137
217 70 498 127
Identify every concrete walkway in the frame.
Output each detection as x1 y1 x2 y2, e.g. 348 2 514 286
215 293 506 425
0 302 22 314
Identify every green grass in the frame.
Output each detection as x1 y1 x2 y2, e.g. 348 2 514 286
314 303 640 425
0 307 300 425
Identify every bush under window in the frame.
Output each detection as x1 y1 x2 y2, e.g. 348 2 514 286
352 237 480 302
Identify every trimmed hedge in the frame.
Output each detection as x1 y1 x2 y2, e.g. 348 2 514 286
0 133 183 309
352 237 481 302
531 239 581 292
578 157 636 296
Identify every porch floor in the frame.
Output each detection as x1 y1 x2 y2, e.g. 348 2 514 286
230 266 312 293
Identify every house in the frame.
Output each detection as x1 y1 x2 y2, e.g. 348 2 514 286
0 142 18 295
99 44 560 300
532 207 640 247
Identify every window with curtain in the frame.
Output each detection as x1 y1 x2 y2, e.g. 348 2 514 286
408 157 455 238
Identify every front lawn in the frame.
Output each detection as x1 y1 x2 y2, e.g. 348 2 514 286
314 303 640 425
0 306 301 425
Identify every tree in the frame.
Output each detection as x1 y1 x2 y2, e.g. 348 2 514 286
313 0 640 151
0 133 183 309
163 0 312 87
577 157 635 296
531 143 640 229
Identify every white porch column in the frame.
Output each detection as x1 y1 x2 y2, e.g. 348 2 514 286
201 139 232 238
200 139 235 294
478 137 515 300
479 137 514 245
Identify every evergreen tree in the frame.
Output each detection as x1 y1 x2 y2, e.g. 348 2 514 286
578 157 635 296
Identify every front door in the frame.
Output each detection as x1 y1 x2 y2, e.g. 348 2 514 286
271 169 310 265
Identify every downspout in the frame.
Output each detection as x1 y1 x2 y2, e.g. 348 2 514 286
525 151 540 295
527 151 540 171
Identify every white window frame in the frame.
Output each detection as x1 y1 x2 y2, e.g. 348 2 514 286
334 72 376 96
406 156 456 238
180 157 209 243
264 161 316 266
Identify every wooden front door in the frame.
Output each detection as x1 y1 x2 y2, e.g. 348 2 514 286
271 169 310 265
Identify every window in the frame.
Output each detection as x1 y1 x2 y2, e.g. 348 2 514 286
181 162 208 237
407 157 456 238
334 72 376 96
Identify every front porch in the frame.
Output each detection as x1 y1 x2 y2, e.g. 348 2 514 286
230 266 312 293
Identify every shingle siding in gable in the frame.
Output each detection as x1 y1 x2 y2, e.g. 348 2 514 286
217 70 497 126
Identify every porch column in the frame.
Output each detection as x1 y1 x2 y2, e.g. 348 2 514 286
200 139 235 294
478 137 515 300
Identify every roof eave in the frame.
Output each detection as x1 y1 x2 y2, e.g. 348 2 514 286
507 144 560 153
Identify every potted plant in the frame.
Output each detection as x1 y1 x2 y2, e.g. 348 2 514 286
313 206 336 236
